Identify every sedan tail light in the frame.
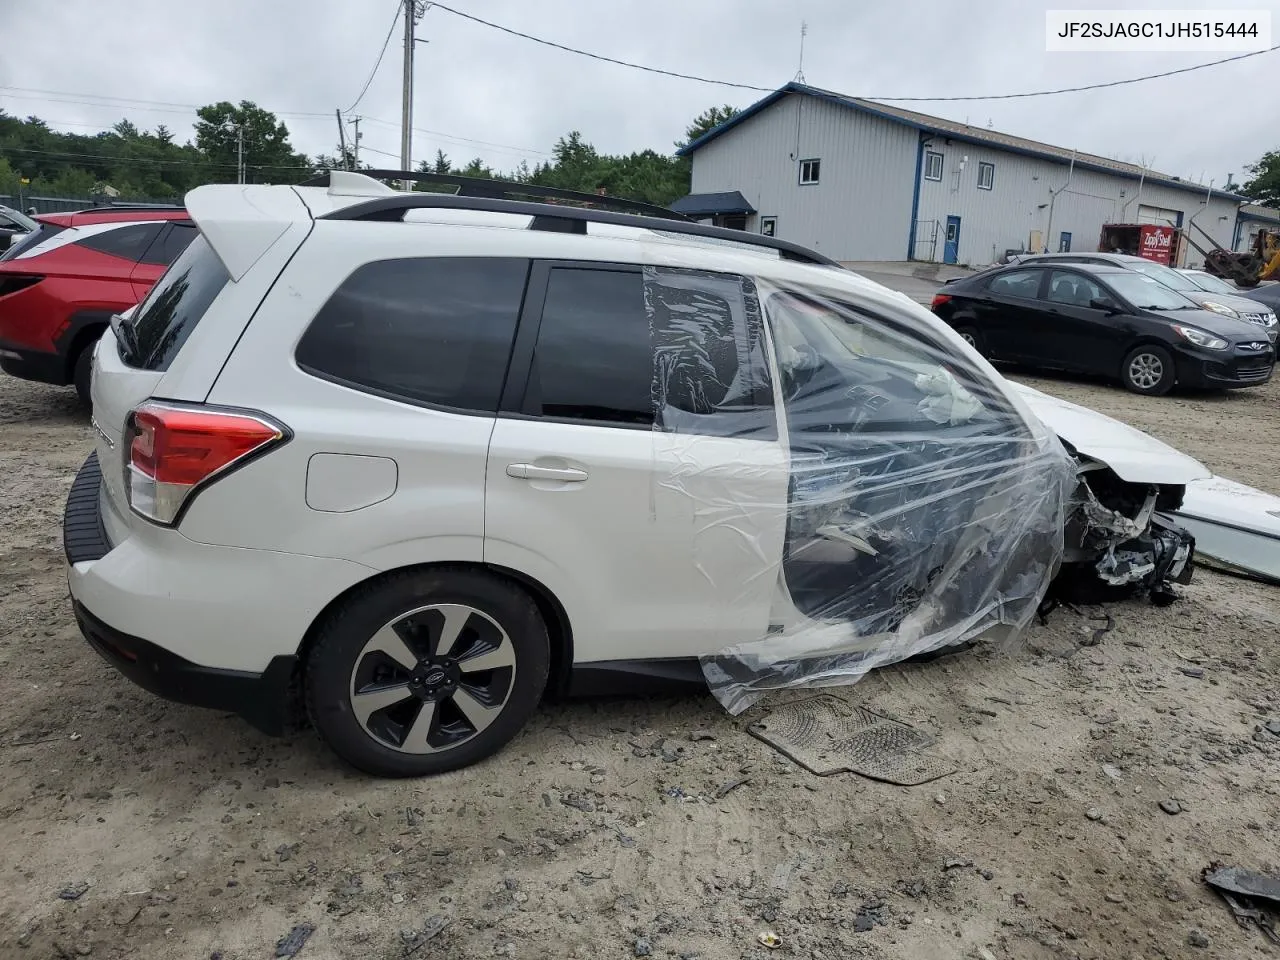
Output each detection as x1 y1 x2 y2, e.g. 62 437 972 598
931 293 952 309
125 402 289 525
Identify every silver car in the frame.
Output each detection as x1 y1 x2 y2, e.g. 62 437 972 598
1014 252 1277 340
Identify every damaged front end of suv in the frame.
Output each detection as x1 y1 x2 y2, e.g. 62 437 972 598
1008 383 1207 606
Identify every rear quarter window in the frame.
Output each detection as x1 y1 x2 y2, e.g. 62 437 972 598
295 257 529 413
75 222 164 261
126 234 230 370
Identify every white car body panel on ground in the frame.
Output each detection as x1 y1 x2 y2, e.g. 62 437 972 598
1165 476 1280 584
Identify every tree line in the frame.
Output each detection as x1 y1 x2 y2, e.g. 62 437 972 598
0 101 740 207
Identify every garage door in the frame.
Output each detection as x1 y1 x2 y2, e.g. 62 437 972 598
1137 204 1181 227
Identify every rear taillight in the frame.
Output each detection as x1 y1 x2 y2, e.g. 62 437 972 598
0 274 42 298
124 402 288 525
931 293 952 309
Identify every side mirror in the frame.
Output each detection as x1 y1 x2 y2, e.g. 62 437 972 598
1089 297 1119 314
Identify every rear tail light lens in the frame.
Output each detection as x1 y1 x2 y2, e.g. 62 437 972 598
0 274 43 298
125 402 288 525
931 293 952 309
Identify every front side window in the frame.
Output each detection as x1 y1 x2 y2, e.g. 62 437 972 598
977 162 994 190
987 269 1041 299
924 151 944 181
126 234 230 370
1045 270 1105 308
799 158 821 185
296 257 528 412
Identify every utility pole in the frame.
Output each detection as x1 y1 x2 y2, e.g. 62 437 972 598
400 0 415 190
336 109 348 171
352 116 362 168
223 114 245 185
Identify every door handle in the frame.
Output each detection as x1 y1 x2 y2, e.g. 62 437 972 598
506 463 588 482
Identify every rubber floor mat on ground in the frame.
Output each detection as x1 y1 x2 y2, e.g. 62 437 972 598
747 694 956 785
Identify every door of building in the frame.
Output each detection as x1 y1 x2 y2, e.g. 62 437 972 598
943 215 961 264
1058 231 1072 252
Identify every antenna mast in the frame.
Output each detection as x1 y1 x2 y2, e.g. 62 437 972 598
794 21 807 83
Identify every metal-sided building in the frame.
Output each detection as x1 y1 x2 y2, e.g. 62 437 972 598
674 82 1245 268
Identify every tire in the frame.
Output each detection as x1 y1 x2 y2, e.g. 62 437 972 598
1121 344 1175 396
73 345 94 408
305 568 550 777
954 325 986 357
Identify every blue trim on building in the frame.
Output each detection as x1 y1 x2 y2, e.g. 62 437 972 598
679 82 1249 204
907 131 927 260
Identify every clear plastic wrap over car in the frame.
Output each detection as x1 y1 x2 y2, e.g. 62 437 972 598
640 266 1078 714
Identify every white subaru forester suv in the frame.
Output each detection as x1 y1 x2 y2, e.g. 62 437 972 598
66 171 1184 778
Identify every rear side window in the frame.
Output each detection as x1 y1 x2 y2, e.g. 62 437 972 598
139 222 197 266
76 222 164 262
296 257 528 413
527 265 775 437
529 268 655 426
987 269 1041 298
126 234 230 370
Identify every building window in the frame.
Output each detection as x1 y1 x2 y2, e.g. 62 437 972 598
924 151 943 181
799 158 820 185
760 217 777 237
977 162 995 191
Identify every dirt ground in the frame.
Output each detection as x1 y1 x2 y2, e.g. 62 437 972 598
2 367 1278 960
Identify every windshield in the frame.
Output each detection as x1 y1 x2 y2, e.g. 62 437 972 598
1125 258 1199 291
1182 270 1239 295
0 206 37 231
1108 273 1196 310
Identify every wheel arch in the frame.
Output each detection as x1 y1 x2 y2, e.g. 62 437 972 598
294 560 575 703
58 309 114 381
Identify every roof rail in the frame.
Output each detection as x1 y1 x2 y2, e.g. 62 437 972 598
86 201 187 211
299 168 692 222
317 193 842 268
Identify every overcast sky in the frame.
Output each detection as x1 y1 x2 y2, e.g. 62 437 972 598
2 0 1275 187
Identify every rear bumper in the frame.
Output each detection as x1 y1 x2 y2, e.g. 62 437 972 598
0 338 66 385
63 453 372 735
72 600 297 735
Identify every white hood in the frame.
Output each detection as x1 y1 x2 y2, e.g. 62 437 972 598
1007 382 1210 485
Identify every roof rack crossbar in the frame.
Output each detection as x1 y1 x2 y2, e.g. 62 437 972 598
299 169 691 222
318 194 840 268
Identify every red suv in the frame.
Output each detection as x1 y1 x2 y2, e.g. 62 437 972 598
0 206 195 404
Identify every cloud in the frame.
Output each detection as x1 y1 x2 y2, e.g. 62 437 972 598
2 0 1272 184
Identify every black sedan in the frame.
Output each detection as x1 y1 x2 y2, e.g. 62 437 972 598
932 262 1275 395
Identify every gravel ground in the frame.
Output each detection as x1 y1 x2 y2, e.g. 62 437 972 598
1 369 1278 960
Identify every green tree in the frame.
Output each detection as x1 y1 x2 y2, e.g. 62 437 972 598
679 104 740 149
194 100 309 182
1242 150 1280 206
432 149 451 174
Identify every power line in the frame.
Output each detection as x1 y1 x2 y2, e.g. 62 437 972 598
1 145 309 172
359 115 550 156
428 3 773 91
344 1 403 114
869 44 1280 101
428 3 1278 101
